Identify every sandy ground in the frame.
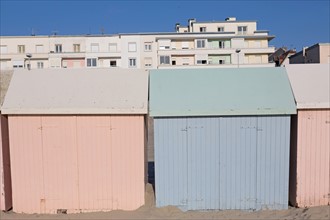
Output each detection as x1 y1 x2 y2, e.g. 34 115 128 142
1 184 329 220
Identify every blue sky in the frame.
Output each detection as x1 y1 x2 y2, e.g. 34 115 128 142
0 0 329 50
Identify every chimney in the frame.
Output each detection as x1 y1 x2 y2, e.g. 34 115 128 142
188 18 196 32
175 23 180 32
225 17 236 21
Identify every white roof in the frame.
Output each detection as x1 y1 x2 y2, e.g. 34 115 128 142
1 68 148 114
285 64 330 109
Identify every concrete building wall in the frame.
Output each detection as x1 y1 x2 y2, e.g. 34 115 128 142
289 43 330 64
0 18 275 70
192 21 257 34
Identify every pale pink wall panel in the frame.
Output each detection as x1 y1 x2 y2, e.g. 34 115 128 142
76 116 113 211
111 116 145 210
8 115 145 213
296 110 330 207
41 116 79 213
8 116 44 214
0 115 12 211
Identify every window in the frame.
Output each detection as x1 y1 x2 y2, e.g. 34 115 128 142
37 62 44 69
238 26 247 35
160 56 170 65
144 57 152 67
12 60 24 68
219 60 225 64
128 42 137 52
36 45 43 53
182 42 189 49
172 60 176 65
109 43 117 52
200 27 206 32
158 39 171 50
129 58 136 67
218 27 225 32
55 44 62 53
87 58 97 67
73 44 80 52
182 58 190 65
91 43 99 52
0 45 8 54
197 60 207 64
144 43 152 51
110 60 117 67
18 45 25 53
159 46 170 50
196 39 206 48
219 41 225 48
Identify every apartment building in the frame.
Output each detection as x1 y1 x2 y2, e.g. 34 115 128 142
289 43 330 64
0 17 275 70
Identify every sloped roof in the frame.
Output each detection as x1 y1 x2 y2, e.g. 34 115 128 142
149 67 296 117
285 64 330 109
1 68 148 114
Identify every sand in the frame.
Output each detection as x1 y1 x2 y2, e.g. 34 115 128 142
1 184 329 220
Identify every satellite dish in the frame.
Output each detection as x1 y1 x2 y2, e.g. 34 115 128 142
235 49 241 53
26 53 32 58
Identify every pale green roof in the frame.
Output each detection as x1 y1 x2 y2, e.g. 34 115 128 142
149 67 296 117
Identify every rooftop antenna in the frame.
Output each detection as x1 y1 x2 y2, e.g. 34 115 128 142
100 27 105 35
31 28 36 36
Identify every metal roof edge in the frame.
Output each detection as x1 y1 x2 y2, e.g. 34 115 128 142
0 108 148 115
149 109 297 117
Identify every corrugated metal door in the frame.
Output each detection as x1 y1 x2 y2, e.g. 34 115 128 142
154 116 290 211
256 116 290 210
295 110 330 207
76 116 113 211
154 118 188 209
9 115 145 214
110 116 145 210
41 116 80 212
8 116 44 214
218 117 257 210
187 117 220 210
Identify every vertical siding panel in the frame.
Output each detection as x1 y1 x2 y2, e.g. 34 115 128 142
295 110 330 207
154 118 188 209
76 116 113 211
256 116 290 210
8 116 44 214
0 115 12 211
219 116 257 210
110 116 145 210
187 117 220 210
41 116 79 213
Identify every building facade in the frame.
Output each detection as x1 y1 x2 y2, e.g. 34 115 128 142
0 17 275 70
289 43 330 64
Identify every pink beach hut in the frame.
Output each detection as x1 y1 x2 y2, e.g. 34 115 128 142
1 68 148 214
286 64 330 207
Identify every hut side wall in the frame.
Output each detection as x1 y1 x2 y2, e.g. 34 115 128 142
8 115 145 214
154 115 290 211
0 115 12 211
292 109 330 207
